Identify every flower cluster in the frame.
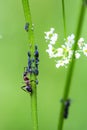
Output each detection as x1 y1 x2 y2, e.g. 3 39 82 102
44 28 87 68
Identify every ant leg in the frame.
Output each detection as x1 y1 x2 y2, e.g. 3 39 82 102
21 86 32 94
21 86 27 92
30 80 35 82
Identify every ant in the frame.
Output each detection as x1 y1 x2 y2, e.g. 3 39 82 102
21 68 32 93
21 67 38 94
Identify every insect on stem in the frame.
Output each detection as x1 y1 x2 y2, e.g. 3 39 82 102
22 1 39 130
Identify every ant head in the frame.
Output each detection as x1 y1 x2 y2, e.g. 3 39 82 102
23 71 27 77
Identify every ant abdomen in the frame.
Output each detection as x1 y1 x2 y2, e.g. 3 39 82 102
26 86 32 93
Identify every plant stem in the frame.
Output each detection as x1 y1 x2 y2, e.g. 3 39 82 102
58 1 86 130
31 83 38 130
62 0 66 38
22 0 38 130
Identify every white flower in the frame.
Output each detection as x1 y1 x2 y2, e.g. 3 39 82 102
78 37 84 42
68 50 73 58
50 33 58 45
83 44 87 56
65 34 75 48
44 28 58 45
56 60 65 68
56 57 71 68
75 51 81 59
50 28 55 32
44 28 55 40
45 29 87 68
54 48 64 57
62 45 73 58
78 37 85 49
63 58 70 64
67 34 75 43
46 44 54 58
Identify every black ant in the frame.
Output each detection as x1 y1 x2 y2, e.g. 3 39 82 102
21 68 32 93
21 68 38 94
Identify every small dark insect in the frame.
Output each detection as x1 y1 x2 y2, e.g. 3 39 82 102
63 99 71 119
27 51 32 73
24 22 29 32
33 68 39 76
34 45 39 58
21 85 32 93
23 73 30 85
35 50 39 58
21 68 32 93
35 79 38 85
21 68 38 93
28 51 31 57
34 45 39 75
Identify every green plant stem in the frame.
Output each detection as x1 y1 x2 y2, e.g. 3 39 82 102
62 0 66 38
31 83 38 130
22 0 38 130
58 2 86 130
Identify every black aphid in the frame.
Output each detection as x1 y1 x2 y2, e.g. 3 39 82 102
34 45 39 58
64 99 71 119
24 22 29 32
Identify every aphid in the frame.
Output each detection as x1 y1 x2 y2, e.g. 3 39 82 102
24 22 29 32
28 51 31 57
35 79 39 85
33 68 39 76
35 59 39 65
35 50 39 58
63 99 71 119
28 59 32 69
27 51 32 72
34 45 39 58
34 45 39 75
35 45 38 50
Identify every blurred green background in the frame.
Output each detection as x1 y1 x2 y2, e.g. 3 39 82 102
0 0 87 130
